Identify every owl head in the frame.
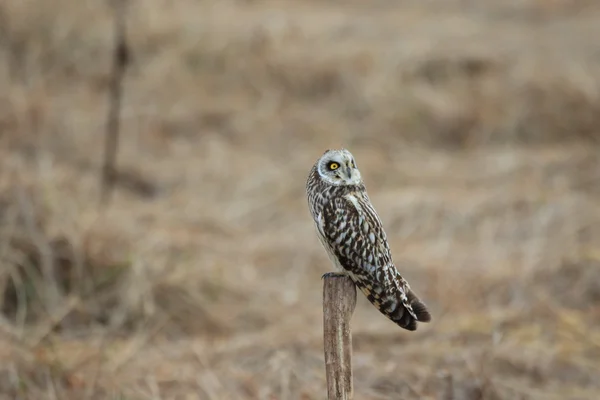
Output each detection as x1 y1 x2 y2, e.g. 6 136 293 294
316 149 362 186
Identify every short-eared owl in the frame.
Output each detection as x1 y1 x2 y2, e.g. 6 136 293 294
306 149 431 331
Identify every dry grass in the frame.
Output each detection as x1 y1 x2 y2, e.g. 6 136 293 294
1 0 600 398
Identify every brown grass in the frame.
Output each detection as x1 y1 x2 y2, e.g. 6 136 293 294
1 0 600 398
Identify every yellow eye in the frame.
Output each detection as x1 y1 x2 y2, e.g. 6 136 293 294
329 162 339 170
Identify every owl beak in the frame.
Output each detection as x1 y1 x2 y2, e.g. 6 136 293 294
345 167 353 180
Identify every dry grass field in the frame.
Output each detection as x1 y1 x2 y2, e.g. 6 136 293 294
1 0 600 399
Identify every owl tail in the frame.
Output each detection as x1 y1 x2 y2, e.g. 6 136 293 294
403 289 431 328
358 284 431 331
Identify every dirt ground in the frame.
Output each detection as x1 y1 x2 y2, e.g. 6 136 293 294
1 0 600 399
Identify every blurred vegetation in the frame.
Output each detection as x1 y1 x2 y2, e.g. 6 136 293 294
0 0 599 399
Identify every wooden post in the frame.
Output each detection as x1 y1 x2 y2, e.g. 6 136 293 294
323 274 357 400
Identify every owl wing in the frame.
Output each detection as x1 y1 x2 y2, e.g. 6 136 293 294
321 194 431 331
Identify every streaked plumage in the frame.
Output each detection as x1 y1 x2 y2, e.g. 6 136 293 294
306 149 431 331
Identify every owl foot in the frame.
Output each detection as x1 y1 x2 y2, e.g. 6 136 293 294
321 272 347 280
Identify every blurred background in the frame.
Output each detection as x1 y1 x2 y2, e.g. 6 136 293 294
1 0 599 399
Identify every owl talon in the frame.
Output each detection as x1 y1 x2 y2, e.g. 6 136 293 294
322 272 346 279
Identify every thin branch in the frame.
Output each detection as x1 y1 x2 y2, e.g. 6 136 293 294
100 0 130 207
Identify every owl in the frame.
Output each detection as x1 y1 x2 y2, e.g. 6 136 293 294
306 149 431 331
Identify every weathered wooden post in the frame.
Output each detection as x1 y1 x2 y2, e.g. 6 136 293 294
323 274 357 400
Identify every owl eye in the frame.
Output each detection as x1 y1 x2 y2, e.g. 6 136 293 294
328 162 339 170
